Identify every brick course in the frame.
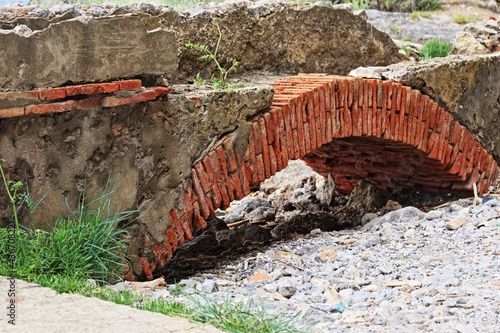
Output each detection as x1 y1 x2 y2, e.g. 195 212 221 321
0 79 170 118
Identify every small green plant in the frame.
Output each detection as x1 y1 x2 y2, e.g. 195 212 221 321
453 14 481 24
186 18 239 89
193 73 208 86
419 38 453 60
401 37 413 42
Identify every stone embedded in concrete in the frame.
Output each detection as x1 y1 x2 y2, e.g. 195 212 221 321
0 15 178 90
453 31 490 54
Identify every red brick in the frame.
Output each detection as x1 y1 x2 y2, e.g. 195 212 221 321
208 151 230 209
448 136 462 169
139 257 154 280
65 83 102 96
332 106 341 138
268 145 278 175
318 87 328 143
169 209 185 245
0 106 24 118
346 78 354 108
458 137 471 180
217 144 235 202
292 129 301 159
230 171 245 199
166 226 178 252
394 83 403 112
191 202 207 229
0 90 39 102
101 90 157 107
289 99 297 129
438 112 453 163
100 82 120 93
303 120 312 153
325 82 332 112
292 100 305 156
337 79 347 108
246 135 259 188
255 154 265 183
153 244 166 266
25 100 75 115
161 238 173 261
343 106 354 138
38 87 67 101
194 162 211 194
366 81 374 135
117 79 143 91
326 112 333 142
275 108 288 160
151 86 171 98
314 87 321 118
269 113 284 172
259 117 271 178
263 112 274 145
384 80 393 110
202 155 222 209
252 121 263 155
190 169 211 219
389 105 398 142
176 209 194 241
352 78 361 109
427 131 440 159
415 95 428 150
400 87 411 143
283 103 296 157
75 96 101 110
239 162 251 197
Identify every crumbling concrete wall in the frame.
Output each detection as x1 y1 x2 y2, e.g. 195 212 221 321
0 1 405 90
0 85 274 279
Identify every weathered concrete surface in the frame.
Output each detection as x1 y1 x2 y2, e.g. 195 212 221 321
0 86 274 278
0 15 178 90
380 54 500 163
0 276 224 333
0 1 405 90
163 1 405 82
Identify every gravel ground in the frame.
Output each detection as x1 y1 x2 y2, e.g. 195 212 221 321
124 191 499 333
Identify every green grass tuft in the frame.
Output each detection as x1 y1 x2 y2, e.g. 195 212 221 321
0 176 135 284
419 38 453 60
410 11 434 21
453 14 482 24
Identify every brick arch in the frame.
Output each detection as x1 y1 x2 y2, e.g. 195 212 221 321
141 74 499 280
